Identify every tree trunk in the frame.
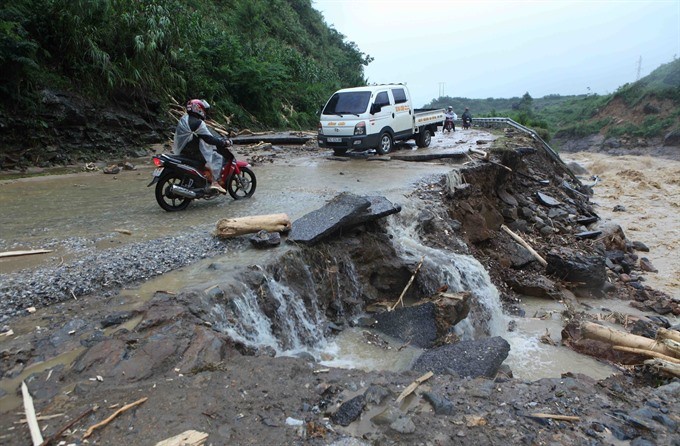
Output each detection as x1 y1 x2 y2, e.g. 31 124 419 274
215 213 291 238
581 321 678 358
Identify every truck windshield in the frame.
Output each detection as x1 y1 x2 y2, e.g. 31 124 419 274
322 91 371 116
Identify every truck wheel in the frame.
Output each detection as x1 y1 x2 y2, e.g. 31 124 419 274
416 129 432 148
375 132 393 155
333 148 348 156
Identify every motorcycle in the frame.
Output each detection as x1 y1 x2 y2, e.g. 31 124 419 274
443 117 455 133
462 117 472 129
148 151 256 212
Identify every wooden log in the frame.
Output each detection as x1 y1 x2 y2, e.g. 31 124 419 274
155 430 209 446
644 358 680 378
215 213 291 238
500 224 547 267
657 328 680 343
0 249 53 259
581 322 677 358
21 382 44 446
395 371 433 403
612 345 680 364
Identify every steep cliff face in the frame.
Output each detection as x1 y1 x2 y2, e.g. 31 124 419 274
0 90 167 170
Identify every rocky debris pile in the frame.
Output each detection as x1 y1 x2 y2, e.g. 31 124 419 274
440 132 678 319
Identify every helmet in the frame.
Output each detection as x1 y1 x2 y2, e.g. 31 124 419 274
447 106 453 111
187 99 210 119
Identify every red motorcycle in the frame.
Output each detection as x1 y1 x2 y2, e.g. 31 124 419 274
148 152 256 211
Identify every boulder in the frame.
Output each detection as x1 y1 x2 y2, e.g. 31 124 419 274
372 295 470 348
412 336 510 378
546 247 606 288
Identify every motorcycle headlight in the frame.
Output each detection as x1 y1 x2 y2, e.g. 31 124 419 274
354 122 366 136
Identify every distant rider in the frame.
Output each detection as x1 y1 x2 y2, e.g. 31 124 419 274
444 106 457 132
462 107 473 128
173 99 233 194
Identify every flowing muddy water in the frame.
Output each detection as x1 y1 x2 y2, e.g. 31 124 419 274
562 152 680 298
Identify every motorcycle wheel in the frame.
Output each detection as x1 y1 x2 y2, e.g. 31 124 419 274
155 172 193 211
227 166 256 200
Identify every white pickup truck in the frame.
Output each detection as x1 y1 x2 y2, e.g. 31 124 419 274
317 84 445 156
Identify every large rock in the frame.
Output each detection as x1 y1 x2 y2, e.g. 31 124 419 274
546 247 606 288
288 193 401 245
412 336 510 378
372 295 470 348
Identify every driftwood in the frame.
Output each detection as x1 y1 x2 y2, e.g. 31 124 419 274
39 407 94 446
390 255 425 311
581 321 678 358
83 397 148 439
215 213 291 238
500 224 547 267
155 430 209 446
395 371 434 403
21 382 44 446
0 249 53 259
644 358 680 378
612 346 680 364
657 328 680 343
529 413 580 422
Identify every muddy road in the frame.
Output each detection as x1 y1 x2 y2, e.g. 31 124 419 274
0 132 475 273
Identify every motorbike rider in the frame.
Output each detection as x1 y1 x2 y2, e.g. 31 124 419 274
173 99 233 194
462 107 473 128
444 106 457 131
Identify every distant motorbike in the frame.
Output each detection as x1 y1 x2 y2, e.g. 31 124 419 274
462 117 472 129
443 117 455 133
148 150 256 212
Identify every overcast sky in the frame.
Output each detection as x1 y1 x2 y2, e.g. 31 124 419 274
313 0 680 107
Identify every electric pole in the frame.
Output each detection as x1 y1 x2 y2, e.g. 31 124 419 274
438 82 445 98
636 56 642 81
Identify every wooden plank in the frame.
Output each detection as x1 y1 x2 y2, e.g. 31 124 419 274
21 382 44 446
155 430 209 446
395 371 434 403
0 249 53 259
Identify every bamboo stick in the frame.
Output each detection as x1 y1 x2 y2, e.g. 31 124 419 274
390 256 425 311
500 224 547 267
395 371 433 403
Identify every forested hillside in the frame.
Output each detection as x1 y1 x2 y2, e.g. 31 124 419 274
0 0 370 129
426 59 680 144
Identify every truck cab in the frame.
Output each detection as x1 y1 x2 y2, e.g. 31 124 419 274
317 84 443 156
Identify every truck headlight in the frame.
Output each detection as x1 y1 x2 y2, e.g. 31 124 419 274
317 122 323 135
354 122 366 136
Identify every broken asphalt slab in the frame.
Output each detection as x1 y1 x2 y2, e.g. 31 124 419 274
287 192 401 246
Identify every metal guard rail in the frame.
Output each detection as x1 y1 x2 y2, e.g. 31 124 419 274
460 117 579 183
